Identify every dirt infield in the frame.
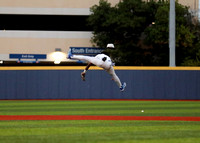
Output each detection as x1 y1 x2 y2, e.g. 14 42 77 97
0 115 200 121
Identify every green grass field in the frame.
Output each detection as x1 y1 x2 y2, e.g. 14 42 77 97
0 100 200 143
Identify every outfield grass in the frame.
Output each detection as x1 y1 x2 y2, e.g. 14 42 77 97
0 100 200 116
0 120 200 143
0 100 200 143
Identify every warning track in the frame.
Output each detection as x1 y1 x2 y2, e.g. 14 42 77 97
0 115 200 121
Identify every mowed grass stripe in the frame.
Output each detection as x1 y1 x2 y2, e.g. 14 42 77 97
1 102 200 108
0 120 199 143
1 120 199 128
1 107 200 113
0 100 199 117
1 105 200 112
0 110 199 116
0 100 199 106
0 101 199 109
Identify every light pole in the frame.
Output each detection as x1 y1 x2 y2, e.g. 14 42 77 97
169 0 176 67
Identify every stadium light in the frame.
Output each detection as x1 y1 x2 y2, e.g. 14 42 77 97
52 48 65 64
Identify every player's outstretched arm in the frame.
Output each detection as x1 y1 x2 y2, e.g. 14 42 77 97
81 63 93 81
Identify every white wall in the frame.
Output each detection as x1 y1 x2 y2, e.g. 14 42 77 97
0 0 120 62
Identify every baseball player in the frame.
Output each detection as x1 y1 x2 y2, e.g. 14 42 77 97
67 44 126 92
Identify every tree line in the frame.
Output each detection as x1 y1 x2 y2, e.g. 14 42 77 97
87 0 200 66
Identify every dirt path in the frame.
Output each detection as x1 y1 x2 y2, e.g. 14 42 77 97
0 115 200 121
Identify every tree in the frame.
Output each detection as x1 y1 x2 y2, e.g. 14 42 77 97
181 20 200 66
88 0 199 66
88 0 155 65
144 1 195 66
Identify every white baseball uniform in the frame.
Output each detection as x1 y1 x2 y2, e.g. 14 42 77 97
71 54 122 88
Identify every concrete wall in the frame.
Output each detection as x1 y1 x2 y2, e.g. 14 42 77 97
0 0 119 8
178 0 198 10
0 0 122 62
0 31 92 62
0 66 199 100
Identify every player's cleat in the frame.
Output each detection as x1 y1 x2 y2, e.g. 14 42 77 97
120 82 126 92
67 50 73 59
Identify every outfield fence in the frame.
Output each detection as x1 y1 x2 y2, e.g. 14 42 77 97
0 66 199 100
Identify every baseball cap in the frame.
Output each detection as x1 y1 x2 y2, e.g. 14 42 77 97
106 43 115 48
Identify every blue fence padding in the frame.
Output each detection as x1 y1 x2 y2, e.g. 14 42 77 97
0 69 199 99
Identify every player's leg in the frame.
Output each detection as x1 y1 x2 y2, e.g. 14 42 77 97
71 55 103 67
67 50 94 63
71 55 92 62
106 67 122 88
106 67 126 91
